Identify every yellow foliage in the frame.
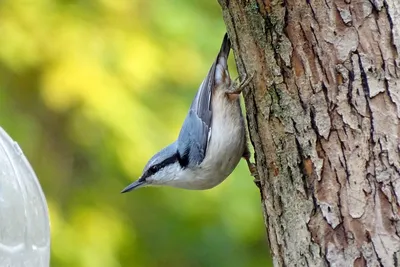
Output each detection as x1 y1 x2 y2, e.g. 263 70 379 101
0 0 272 266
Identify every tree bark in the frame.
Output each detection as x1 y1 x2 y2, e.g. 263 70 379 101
218 0 400 266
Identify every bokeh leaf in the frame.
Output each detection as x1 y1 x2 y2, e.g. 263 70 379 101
0 0 272 266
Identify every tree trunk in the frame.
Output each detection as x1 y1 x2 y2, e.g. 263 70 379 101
218 0 400 266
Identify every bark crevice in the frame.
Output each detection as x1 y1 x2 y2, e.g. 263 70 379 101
220 0 400 266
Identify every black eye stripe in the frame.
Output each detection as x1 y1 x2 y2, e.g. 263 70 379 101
144 152 179 178
177 149 189 168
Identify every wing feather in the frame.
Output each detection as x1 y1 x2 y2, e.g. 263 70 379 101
177 34 231 167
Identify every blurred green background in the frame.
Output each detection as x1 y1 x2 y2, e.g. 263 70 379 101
0 0 271 266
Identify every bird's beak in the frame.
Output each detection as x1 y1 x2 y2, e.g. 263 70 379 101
121 179 146 193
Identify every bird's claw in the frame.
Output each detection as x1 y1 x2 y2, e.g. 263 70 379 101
250 164 261 188
227 71 255 94
245 160 261 188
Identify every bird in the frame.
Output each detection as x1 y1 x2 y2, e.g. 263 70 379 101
121 33 256 193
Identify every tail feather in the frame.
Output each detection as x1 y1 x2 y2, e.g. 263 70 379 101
214 33 231 85
218 33 231 59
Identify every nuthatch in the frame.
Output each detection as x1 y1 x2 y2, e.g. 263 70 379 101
121 33 256 192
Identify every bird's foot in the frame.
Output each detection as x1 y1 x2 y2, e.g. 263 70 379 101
226 71 255 95
245 158 261 188
254 178 261 189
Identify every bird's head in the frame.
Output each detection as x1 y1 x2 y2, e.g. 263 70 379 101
121 143 181 193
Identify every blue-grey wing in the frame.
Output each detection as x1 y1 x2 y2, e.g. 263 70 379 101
177 68 214 167
177 34 231 167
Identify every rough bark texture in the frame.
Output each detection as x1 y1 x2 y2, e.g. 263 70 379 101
218 0 400 266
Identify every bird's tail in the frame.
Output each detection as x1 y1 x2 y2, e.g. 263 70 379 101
218 33 231 60
214 33 231 85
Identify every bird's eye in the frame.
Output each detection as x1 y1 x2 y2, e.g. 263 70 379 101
148 166 157 174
